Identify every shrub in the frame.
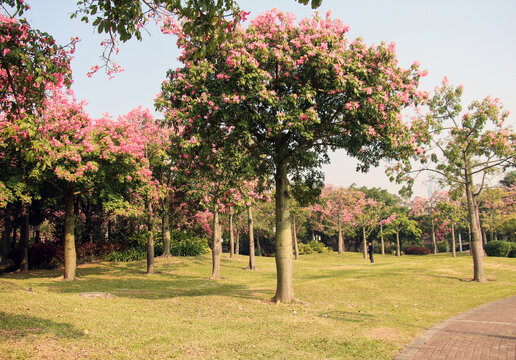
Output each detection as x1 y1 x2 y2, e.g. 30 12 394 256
170 238 209 256
104 246 147 262
298 243 314 255
298 240 331 255
507 242 516 258
437 241 449 253
484 241 512 257
405 246 432 255
28 242 63 269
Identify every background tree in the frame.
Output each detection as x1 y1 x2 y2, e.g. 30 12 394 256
310 184 358 254
393 79 515 281
383 211 421 256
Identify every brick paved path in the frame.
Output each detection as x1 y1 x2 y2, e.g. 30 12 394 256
395 296 516 360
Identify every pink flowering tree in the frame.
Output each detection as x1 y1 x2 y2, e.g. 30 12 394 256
434 191 464 257
117 107 168 274
393 80 515 281
0 4 74 120
352 191 381 258
72 0 321 75
156 10 426 303
409 194 447 254
310 184 358 254
477 186 515 243
0 5 75 271
356 186 400 255
35 89 151 280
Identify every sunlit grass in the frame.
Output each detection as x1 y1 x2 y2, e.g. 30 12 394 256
1 252 515 359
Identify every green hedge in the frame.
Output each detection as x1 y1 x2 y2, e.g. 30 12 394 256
298 240 332 255
508 242 516 258
484 241 514 257
104 244 163 262
170 238 209 256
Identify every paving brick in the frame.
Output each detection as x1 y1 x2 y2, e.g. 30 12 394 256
395 296 516 360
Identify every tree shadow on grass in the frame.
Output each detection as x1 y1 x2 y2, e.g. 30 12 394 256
0 311 85 339
41 272 264 301
316 310 375 323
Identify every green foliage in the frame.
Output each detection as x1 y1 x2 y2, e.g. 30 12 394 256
484 241 512 257
103 246 146 262
500 171 516 187
170 237 209 257
437 241 449 253
103 243 163 262
298 240 331 255
507 242 516 258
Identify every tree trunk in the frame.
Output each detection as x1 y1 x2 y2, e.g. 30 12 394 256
63 185 76 281
273 160 294 303
380 223 385 255
229 206 234 258
292 217 299 260
451 223 456 258
362 226 367 259
162 209 171 258
11 225 17 252
337 218 343 254
0 217 12 264
34 224 41 244
459 232 463 252
396 230 401 256
489 215 493 243
431 218 437 254
19 200 30 273
465 165 485 282
210 204 222 279
146 200 155 274
468 222 472 255
256 235 262 256
247 206 256 270
482 228 487 245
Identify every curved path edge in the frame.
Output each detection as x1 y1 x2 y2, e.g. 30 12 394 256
394 295 516 360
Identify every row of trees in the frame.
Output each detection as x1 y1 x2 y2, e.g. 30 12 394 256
1 1 515 303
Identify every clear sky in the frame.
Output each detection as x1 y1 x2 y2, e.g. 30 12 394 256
23 0 516 198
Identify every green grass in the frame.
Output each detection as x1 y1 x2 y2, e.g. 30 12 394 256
1 252 515 359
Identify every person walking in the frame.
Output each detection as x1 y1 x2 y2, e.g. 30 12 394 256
367 242 374 263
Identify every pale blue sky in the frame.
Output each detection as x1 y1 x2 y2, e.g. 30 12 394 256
24 0 516 197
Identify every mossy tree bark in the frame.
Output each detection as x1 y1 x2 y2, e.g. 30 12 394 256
247 206 256 270
229 206 234 258
210 204 222 279
273 161 294 303
292 217 299 260
431 219 437 254
380 223 385 255
146 201 154 274
19 200 30 273
465 165 485 282
162 208 171 258
396 230 401 257
362 227 367 259
451 223 456 258
63 184 76 281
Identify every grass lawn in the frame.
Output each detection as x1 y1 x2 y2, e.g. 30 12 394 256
1 251 515 359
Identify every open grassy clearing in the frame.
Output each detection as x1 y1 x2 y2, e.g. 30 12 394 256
1 252 515 359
